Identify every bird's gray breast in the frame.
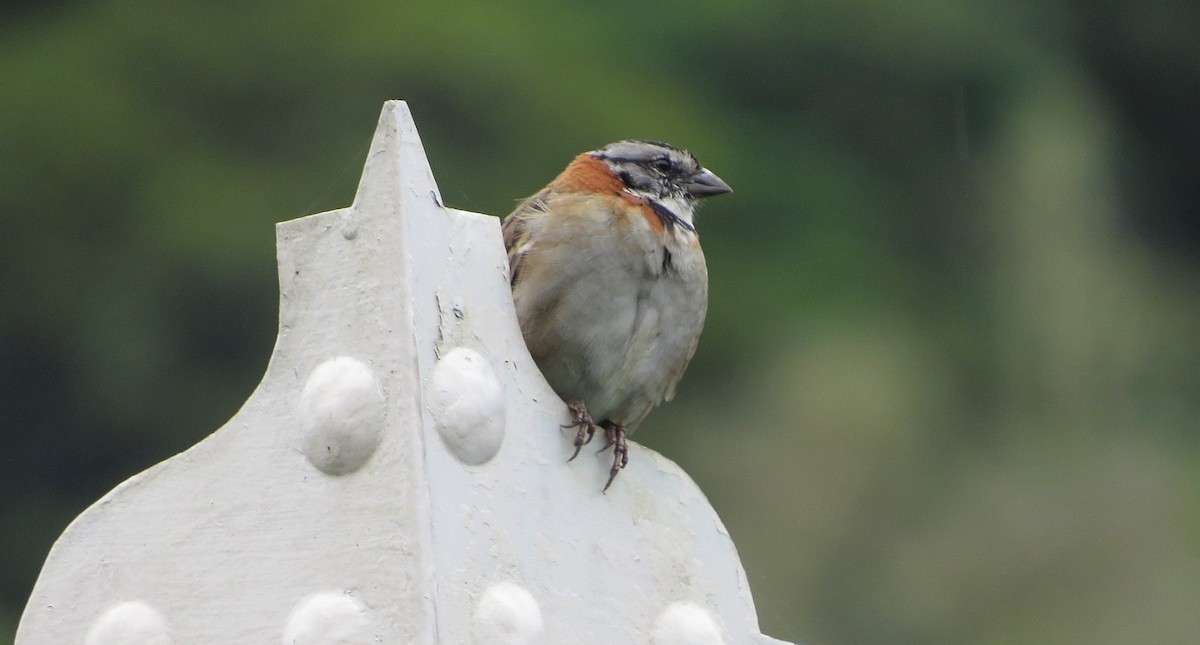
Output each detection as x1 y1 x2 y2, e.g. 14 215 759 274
567 235 707 427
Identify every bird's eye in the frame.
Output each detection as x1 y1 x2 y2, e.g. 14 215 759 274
650 158 672 174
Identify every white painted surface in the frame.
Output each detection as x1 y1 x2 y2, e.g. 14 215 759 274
17 101 795 644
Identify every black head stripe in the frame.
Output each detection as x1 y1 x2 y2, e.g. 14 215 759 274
647 199 695 232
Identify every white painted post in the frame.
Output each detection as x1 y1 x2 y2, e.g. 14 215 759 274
17 101 795 645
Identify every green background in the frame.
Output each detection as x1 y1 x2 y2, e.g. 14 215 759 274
3 1 1199 643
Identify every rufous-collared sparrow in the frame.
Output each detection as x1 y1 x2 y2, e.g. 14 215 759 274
502 140 731 491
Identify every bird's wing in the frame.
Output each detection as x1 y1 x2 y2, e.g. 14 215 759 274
501 190 550 287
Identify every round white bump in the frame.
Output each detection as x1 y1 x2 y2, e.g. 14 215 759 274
282 591 372 645
85 601 172 645
651 602 724 645
298 356 385 475
429 347 505 465
472 582 543 644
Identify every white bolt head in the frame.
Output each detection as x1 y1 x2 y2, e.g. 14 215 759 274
282 591 372 645
429 347 505 465
298 356 386 475
472 582 543 644
85 601 172 645
651 602 724 645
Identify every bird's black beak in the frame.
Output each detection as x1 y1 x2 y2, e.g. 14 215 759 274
686 168 732 198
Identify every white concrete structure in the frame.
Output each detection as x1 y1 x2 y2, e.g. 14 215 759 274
17 101 794 644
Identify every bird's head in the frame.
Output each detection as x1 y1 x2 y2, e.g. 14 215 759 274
590 140 732 206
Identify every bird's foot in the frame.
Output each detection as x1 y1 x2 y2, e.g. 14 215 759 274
562 400 597 462
599 422 629 493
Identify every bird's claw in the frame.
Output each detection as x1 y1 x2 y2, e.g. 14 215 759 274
562 400 597 462
562 402 628 491
600 422 628 493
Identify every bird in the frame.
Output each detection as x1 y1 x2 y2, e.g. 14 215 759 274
502 139 731 491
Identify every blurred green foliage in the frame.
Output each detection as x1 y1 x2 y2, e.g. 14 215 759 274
2 1 1199 643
